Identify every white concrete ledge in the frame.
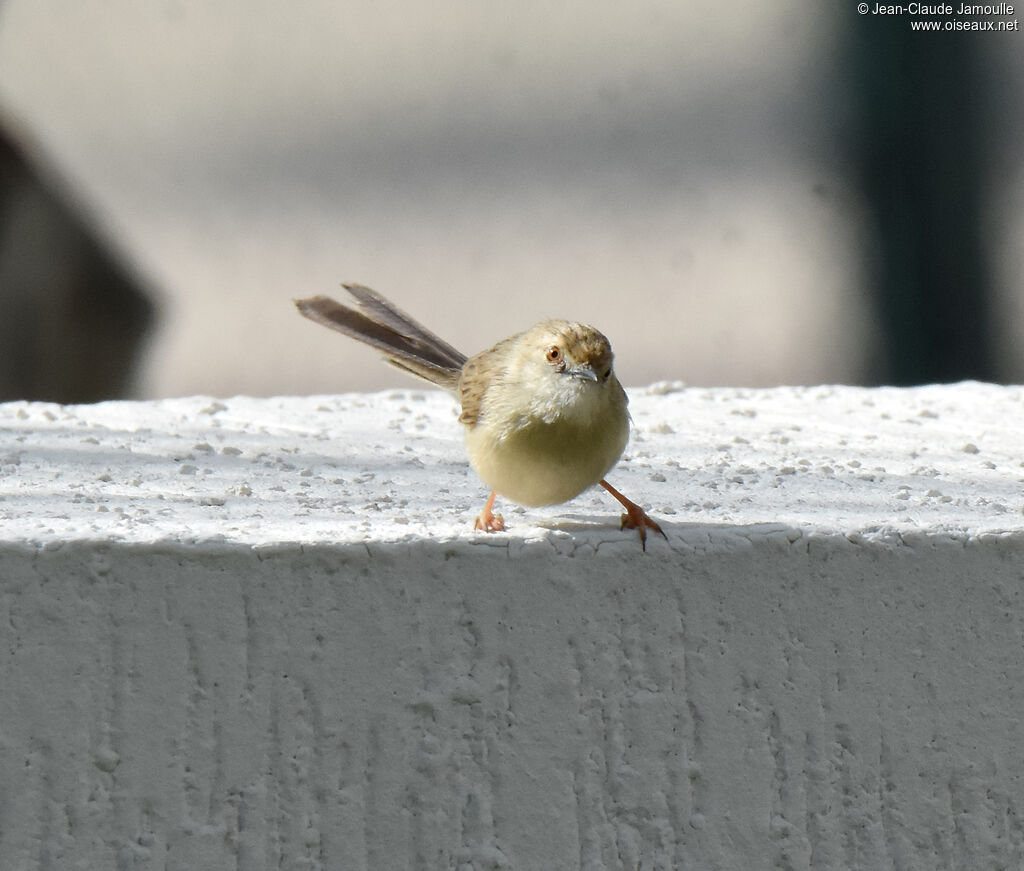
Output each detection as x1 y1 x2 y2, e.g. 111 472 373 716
2 383 1024 868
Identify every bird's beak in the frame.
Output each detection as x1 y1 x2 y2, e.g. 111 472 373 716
566 363 600 382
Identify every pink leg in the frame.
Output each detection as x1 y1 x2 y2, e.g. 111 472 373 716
600 479 666 551
473 490 506 532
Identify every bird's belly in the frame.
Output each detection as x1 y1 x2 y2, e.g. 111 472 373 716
464 416 628 507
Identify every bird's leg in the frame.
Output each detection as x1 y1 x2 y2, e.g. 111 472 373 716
600 479 666 550
473 489 505 532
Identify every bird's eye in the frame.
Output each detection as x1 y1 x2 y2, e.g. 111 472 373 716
545 346 563 364
601 367 611 381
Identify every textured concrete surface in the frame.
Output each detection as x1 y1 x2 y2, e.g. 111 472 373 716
2 384 1024 868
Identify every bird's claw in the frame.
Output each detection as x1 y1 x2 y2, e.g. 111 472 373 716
618 505 666 551
601 479 666 551
474 511 505 532
474 490 505 532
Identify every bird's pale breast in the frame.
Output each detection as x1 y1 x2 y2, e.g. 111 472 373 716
463 378 629 506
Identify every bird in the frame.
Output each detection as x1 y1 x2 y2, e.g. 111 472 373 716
295 284 665 549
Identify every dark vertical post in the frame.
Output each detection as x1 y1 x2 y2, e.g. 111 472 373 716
852 14 996 385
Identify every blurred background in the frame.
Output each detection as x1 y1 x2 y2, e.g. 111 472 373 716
0 0 1020 401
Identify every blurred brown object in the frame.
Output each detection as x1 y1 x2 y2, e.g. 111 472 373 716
0 111 155 403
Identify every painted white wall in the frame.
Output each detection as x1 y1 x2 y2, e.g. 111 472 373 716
1 383 1023 868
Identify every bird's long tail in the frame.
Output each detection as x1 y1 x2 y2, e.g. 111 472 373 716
295 284 467 391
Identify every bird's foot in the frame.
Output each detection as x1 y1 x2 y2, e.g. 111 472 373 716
600 479 667 551
473 490 505 532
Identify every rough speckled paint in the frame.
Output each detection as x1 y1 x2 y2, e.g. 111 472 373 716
1 384 1023 868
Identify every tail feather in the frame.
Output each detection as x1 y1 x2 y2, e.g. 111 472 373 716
295 284 466 391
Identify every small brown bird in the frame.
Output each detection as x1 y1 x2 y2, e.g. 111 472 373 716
295 284 665 549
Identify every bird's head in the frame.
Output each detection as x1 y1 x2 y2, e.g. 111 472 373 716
509 319 622 424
